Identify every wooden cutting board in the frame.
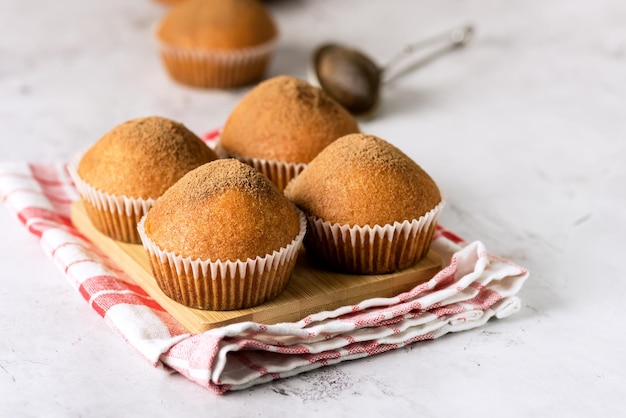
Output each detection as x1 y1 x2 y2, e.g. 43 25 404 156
71 202 442 333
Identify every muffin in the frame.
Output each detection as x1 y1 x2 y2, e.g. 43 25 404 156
138 159 306 310
219 75 360 190
284 133 444 274
70 116 218 244
155 0 278 88
152 0 187 6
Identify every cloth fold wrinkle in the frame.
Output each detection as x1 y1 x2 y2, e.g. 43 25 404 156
0 161 529 394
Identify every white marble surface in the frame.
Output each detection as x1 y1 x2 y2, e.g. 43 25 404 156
1 0 625 416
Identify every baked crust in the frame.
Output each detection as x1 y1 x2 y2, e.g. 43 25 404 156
145 159 301 261
284 133 441 226
220 76 359 164
156 0 277 50
77 116 217 199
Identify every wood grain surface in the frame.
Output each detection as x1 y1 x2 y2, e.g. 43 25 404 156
71 202 442 333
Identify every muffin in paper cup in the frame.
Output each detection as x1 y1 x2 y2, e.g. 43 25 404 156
157 39 277 89
218 76 360 189
155 0 278 89
69 116 217 244
138 210 306 310
138 159 306 310
69 158 155 244
285 133 445 275
304 201 444 274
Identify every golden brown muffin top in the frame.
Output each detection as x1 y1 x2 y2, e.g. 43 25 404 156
284 133 441 226
219 75 360 163
152 0 187 6
156 0 277 50
145 159 301 261
77 116 218 199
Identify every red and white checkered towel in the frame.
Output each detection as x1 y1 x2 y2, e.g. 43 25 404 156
0 159 528 394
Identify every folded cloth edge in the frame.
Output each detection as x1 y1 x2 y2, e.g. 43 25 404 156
0 161 529 395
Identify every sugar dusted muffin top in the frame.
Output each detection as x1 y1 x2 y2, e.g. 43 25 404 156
219 75 359 164
144 159 301 261
156 0 277 50
284 133 441 226
77 116 218 199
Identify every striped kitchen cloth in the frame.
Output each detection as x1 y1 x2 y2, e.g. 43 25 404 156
0 159 528 394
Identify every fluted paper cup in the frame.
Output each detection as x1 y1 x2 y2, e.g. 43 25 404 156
137 210 307 310
157 38 277 89
216 145 307 191
304 201 445 275
68 156 155 244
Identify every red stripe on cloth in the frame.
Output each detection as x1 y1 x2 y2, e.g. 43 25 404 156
386 325 402 334
235 339 271 351
50 241 89 258
47 230 98 256
376 316 405 328
207 382 231 395
24 220 58 237
236 324 269 341
395 262 458 304
352 312 389 328
344 341 366 356
64 258 101 274
305 350 342 364
202 129 221 143
166 332 222 371
430 303 467 318
470 282 485 291
42 185 75 202
33 176 69 187
47 195 74 205
387 299 423 319
404 332 435 345
28 163 68 185
347 298 420 327
89 291 165 318
464 288 502 310
361 340 398 356
434 225 464 244
17 206 73 229
273 344 311 355
431 268 459 293
78 275 162 310
90 298 107 317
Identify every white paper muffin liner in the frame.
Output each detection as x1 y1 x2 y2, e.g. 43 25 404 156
156 37 277 88
68 156 155 244
304 200 445 274
137 210 307 311
216 145 307 191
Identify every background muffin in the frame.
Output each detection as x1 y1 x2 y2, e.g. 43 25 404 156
156 0 278 88
284 133 444 274
219 75 359 190
151 0 187 6
71 116 218 244
139 159 306 310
